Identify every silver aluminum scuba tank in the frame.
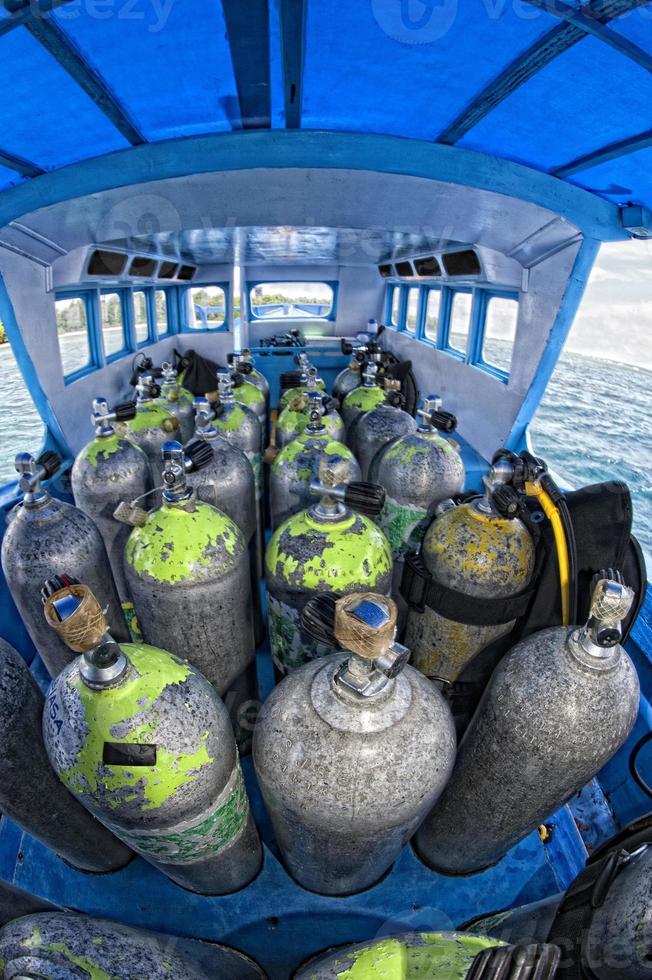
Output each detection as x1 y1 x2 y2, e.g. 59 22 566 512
127 373 180 478
340 362 386 430
270 392 361 529
1 452 128 677
0 635 131 873
276 389 345 450
120 443 257 735
227 355 267 444
278 354 326 412
188 398 264 648
370 395 465 563
404 458 535 684
265 457 392 674
253 593 456 896
160 361 195 444
71 397 152 603
350 377 417 480
212 371 264 578
296 932 560 980
414 573 640 875
0 912 266 980
235 347 270 404
332 344 364 405
42 581 262 895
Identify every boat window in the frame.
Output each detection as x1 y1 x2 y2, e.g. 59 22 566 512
100 292 128 360
482 295 519 376
155 290 170 337
186 285 227 329
0 335 45 485
395 261 415 278
447 291 472 355
404 287 420 334
388 285 401 327
55 295 93 379
249 282 334 320
424 289 441 342
133 291 150 346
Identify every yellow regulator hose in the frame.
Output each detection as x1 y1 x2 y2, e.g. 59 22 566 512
525 480 571 626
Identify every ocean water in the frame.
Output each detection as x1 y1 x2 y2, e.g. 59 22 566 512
0 340 649 571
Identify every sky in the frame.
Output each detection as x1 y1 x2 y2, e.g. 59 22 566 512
566 239 652 370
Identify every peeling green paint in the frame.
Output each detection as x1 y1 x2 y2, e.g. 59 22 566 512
332 933 502 979
343 386 385 415
233 379 266 415
266 510 392 592
115 766 249 860
278 403 343 444
279 379 326 411
82 433 129 466
214 403 249 433
20 928 111 980
128 402 177 434
125 498 242 584
378 495 430 558
59 643 215 812
245 450 263 498
273 430 353 472
381 432 451 467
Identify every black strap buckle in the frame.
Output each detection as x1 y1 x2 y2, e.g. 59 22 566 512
400 552 431 613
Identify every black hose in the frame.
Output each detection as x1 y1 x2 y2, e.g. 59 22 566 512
629 730 652 799
557 495 579 624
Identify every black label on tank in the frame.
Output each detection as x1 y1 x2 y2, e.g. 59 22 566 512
103 742 157 766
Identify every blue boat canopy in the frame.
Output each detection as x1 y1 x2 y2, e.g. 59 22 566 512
0 0 651 224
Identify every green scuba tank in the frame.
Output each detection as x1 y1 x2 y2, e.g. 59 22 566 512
270 393 361 528
42 581 262 896
341 362 386 431
229 367 267 450
277 391 345 449
127 373 180 479
278 356 327 412
160 361 196 444
265 457 392 674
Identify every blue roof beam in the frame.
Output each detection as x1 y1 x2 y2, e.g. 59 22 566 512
0 149 43 179
279 0 306 129
23 12 145 146
438 0 649 145
0 0 76 38
523 0 652 72
221 0 271 129
553 129 652 178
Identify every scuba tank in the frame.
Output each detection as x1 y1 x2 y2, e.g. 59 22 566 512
403 458 535 684
277 383 345 449
370 395 465 563
160 360 195 444
253 592 456 896
265 456 392 674
414 572 640 875
340 361 387 431
234 347 270 404
332 342 364 405
297 933 560 980
278 354 326 412
42 580 262 894
127 373 179 478
188 398 264 648
0 912 266 980
71 397 152 603
120 443 257 742
470 817 652 980
270 392 361 529
211 371 264 577
228 355 267 439
1 452 128 677
350 377 417 479
0 635 131 873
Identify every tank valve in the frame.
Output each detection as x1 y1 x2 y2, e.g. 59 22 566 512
14 451 61 505
574 570 635 656
361 362 379 387
136 373 161 402
301 592 409 697
417 395 456 433
309 457 386 518
91 397 137 435
160 441 194 503
42 577 127 688
193 397 218 438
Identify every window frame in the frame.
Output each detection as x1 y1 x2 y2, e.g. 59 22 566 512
181 281 230 333
402 285 423 335
385 283 403 329
98 289 130 364
131 287 154 349
472 289 519 383
247 280 338 322
442 287 474 361
420 285 445 346
55 290 101 384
